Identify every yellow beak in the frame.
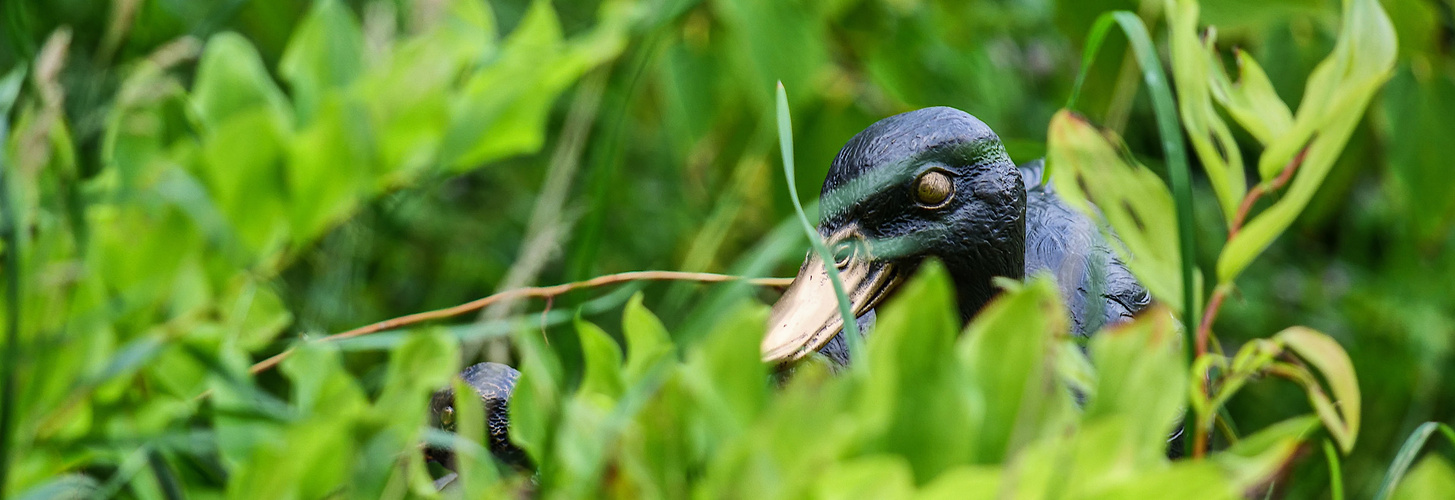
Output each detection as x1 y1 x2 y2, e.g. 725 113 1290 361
761 230 903 363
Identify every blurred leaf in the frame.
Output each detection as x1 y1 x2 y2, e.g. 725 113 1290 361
1218 0 1396 282
1208 49 1294 146
1275 326 1361 453
622 292 674 385
1048 110 1198 315
1377 422 1455 500
814 455 914 500
576 317 625 401
278 0 362 124
442 0 630 170
1381 67 1455 244
914 465 1000 500
1086 306 1186 461
451 377 501 496
859 261 971 480
510 322 565 464
958 274 1068 463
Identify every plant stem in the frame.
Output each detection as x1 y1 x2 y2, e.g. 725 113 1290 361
245 271 791 376
1229 147 1309 239
1191 145 1311 458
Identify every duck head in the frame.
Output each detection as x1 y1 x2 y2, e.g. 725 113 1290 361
762 107 1026 363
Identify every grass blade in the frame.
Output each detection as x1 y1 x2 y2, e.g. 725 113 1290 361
1062 12 1199 455
1375 422 1455 500
774 82 860 353
0 63 29 500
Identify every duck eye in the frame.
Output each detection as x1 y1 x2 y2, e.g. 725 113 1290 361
913 170 954 208
440 407 455 428
832 240 857 269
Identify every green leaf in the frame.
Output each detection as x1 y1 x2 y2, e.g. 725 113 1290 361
1214 415 1317 489
575 317 625 401
451 377 501 496
192 33 292 130
509 323 565 465
1085 306 1187 461
1218 0 1397 282
1047 110 1199 315
278 0 363 125
1274 326 1361 453
1166 0 1247 223
622 292 674 385
441 0 628 170
914 465 1001 500
859 261 971 480
1208 49 1294 146
813 456 914 500
958 274 1069 463
376 328 459 432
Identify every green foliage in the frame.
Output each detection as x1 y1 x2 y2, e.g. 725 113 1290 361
2 0 1451 498
2 0 633 496
490 264 1308 498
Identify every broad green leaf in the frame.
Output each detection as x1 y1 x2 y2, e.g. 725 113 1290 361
1166 0 1246 223
510 321 565 463
1208 49 1294 146
376 328 459 433
860 261 972 481
192 33 292 130
1275 327 1361 453
958 274 1069 463
1214 415 1317 488
1086 306 1186 463
681 301 770 440
622 292 674 385
278 0 363 124
915 465 1001 500
1047 110 1198 315
814 456 914 500
1218 0 1396 282
285 98 372 241
220 278 292 352
576 317 625 400
441 0 629 170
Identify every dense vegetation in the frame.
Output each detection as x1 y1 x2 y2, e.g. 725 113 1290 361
1 0 1452 498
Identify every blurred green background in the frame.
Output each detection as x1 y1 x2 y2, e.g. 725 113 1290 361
1 0 1452 497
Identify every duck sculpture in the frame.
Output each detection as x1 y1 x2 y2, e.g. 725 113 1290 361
427 106 1152 469
762 106 1148 364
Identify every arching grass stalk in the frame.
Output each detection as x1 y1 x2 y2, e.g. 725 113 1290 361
0 65 28 500
1066 11 1199 457
774 82 862 360
1375 422 1455 500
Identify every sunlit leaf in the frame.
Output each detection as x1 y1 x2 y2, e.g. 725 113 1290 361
1166 0 1246 223
1275 326 1361 453
278 0 363 124
860 261 971 480
1218 0 1396 282
576 317 626 401
958 274 1069 463
1047 110 1199 315
622 292 674 385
